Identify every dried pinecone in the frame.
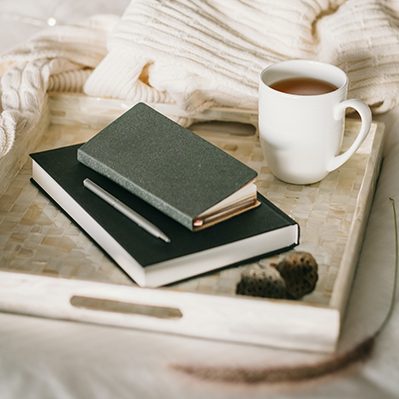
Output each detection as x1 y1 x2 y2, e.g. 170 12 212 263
236 263 287 299
236 251 319 300
275 251 318 299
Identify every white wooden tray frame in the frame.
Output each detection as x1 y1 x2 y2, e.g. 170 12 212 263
0 94 385 353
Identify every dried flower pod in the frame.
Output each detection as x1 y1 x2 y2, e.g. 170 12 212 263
275 251 318 299
236 263 287 299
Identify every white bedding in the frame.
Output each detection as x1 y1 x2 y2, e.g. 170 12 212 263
0 2 398 398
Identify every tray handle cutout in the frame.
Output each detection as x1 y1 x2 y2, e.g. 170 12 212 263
70 295 183 320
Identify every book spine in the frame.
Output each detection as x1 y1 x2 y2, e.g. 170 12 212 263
77 149 194 230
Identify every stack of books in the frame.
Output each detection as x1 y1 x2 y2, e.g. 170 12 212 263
30 103 299 287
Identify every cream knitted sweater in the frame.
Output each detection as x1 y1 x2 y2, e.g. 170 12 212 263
1 0 399 157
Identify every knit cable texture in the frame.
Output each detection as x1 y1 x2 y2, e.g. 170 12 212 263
2 0 399 157
0 15 114 157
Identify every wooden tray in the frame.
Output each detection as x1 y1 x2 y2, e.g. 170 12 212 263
0 95 385 353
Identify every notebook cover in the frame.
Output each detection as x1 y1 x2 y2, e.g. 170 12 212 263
31 144 297 268
77 103 257 230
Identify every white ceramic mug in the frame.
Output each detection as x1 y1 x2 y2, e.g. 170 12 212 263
258 60 372 185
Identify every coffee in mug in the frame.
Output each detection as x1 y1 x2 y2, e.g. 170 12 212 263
270 77 337 95
258 60 372 185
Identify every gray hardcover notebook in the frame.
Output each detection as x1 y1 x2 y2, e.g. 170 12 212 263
78 103 259 230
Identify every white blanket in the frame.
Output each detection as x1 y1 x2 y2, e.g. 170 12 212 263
2 0 399 157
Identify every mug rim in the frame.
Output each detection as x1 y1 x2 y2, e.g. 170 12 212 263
260 59 348 98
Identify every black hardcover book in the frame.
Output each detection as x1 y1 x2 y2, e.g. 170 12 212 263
30 144 299 287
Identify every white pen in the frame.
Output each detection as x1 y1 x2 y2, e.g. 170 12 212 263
83 178 171 243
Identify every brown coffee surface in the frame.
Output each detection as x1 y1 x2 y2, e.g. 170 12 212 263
270 77 337 95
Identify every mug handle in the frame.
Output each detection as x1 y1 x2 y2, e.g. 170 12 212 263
327 99 372 172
